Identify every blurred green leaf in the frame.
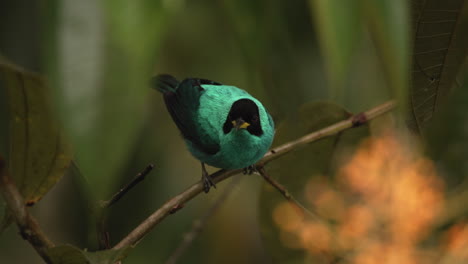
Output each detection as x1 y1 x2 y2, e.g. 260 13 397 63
0 60 71 205
258 102 370 263
308 0 361 98
47 245 129 264
360 0 410 115
46 1 166 199
409 0 468 132
425 69 468 189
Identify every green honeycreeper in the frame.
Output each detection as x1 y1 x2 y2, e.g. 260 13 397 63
153 74 275 192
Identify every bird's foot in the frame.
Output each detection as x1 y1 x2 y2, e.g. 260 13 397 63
202 175 216 193
201 163 216 193
243 165 257 175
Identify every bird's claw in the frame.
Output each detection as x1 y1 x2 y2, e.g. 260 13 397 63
202 174 216 193
243 165 256 175
201 163 216 193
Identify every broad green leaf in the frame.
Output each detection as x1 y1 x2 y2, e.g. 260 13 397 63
360 0 410 116
47 245 88 264
258 102 371 263
46 1 167 199
47 245 130 264
308 0 361 99
409 0 468 132
0 61 71 206
84 248 130 264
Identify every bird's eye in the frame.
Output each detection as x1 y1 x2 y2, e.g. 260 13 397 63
252 115 259 123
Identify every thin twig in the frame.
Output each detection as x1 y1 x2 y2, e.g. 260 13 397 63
0 156 54 263
259 165 340 261
165 175 244 264
113 100 396 250
97 164 155 249
256 167 325 223
100 164 155 208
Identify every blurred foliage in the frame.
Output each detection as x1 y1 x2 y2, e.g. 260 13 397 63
264 132 450 263
0 0 468 263
425 71 468 188
259 102 371 263
44 0 167 199
309 0 361 99
361 0 410 111
310 0 410 113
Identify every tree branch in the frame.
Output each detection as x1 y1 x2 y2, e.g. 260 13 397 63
113 100 396 250
0 156 54 263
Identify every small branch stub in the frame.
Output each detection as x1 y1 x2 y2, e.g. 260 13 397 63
351 112 368 127
169 204 184 214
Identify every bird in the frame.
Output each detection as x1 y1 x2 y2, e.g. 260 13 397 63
152 74 275 193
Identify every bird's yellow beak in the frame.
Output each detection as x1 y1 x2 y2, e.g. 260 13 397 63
232 118 250 130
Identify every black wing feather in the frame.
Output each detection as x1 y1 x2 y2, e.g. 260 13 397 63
153 75 221 155
152 74 179 93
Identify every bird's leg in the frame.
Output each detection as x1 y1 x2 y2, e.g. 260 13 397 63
243 165 256 175
201 162 216 193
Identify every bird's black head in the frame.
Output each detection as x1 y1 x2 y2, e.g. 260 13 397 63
223 99 263 136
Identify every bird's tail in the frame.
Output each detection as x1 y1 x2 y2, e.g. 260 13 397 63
151 74 179 93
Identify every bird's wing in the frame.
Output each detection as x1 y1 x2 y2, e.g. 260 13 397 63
156 75 222 155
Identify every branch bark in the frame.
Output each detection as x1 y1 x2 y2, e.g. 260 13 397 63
0 156 54 263
113 100 396 250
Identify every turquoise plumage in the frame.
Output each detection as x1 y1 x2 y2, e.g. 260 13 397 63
153 75 275 192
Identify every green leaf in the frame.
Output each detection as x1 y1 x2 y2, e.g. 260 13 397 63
258 102 370 263
47 245 130 264
308 0 361 98
360 0 410 115
409 0 468 132
47 245 88 264
0 61 71 205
